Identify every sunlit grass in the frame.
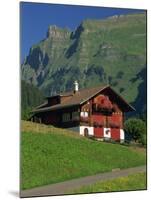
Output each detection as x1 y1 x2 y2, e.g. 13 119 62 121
21 122 146 190
71 172 146 194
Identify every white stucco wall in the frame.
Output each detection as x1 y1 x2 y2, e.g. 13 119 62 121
103 128 111 138
79 126 124 142
120 129 125 140
80 126 94 136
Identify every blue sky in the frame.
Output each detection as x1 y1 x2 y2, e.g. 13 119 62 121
20 2 144 62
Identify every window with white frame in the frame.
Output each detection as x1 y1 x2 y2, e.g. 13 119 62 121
80 111 89 117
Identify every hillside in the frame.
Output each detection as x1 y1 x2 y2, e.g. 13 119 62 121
21 121 146 190
21 80 44 119
21 12 147 116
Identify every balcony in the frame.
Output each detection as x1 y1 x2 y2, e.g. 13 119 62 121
80 117 105 127
93 121 104 128
92 104 113 114
108 121 121 128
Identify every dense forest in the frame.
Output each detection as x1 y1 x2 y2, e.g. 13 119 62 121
21 80 44 119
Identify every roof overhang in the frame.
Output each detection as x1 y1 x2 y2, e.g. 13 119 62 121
32 103 79 114
32 85 135 114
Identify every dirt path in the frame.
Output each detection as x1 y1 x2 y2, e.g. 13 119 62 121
20 165 146 197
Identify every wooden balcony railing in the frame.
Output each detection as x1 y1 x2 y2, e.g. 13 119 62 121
80 116 122 128
108 121 121 128
93 121 104 127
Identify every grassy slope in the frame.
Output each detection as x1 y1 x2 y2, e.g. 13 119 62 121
71 172 146 194
21 121 146 190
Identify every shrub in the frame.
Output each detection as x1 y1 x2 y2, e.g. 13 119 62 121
21 108 32 120
139 132 147 146
124 118 146 145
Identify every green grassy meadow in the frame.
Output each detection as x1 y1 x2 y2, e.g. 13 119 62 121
70 172 146 194
21 121 146 190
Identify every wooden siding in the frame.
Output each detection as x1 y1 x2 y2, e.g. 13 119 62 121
80 94 123 129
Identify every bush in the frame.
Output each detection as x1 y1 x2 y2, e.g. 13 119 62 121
139 133 147 146
124 118 146 145
21 108 32 120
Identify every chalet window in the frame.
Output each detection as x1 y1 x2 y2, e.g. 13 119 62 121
105 129 110 135
80 112 84 117
80 111 89 117
62 113 70 122
72 112 79 121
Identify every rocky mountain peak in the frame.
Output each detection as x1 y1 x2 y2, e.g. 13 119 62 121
46 25 70 39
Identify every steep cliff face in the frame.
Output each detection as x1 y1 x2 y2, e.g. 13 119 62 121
21 12 146 115
22 25 71 87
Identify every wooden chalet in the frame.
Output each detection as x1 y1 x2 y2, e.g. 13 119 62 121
31 81 135 142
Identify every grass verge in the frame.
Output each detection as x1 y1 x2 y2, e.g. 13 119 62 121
70 172 147 194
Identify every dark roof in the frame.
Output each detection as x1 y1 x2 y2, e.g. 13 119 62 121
33 85 135 113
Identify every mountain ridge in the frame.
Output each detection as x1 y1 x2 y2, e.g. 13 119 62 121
21 12 146 116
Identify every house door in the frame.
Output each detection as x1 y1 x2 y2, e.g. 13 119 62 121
111 128 120 141
84 128 89 137
94 127 104 138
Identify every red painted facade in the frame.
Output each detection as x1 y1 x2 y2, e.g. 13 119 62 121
31 86 134 142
